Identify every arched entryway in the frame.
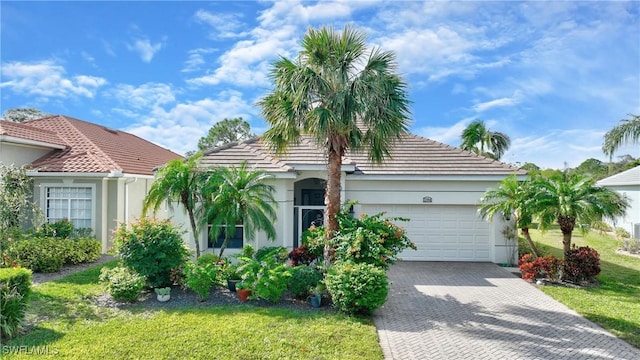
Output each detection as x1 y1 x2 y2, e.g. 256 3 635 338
293 178 325 248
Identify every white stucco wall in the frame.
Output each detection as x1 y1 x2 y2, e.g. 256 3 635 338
605 185 640 237
0 142 52 167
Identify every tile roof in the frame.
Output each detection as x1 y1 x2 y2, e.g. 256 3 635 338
597 165 640 186
10 115 181 175
0 120 67 148
201 133 525 176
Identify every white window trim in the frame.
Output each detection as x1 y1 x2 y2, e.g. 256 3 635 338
39 182 96 231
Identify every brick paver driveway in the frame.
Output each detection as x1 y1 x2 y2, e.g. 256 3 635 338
374 262 640 360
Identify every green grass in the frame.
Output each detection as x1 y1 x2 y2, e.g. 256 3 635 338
3 261 382 359
529 228 640 348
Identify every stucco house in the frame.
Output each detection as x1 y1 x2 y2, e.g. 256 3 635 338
596 165 640 239
177 133 526 264
0 115 182 251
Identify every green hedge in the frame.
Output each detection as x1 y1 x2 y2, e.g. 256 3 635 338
325 262 388 315
0 267 32 339
3 237 102 272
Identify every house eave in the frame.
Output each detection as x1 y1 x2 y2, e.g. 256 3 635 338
346 173 528 181
0 135 66 150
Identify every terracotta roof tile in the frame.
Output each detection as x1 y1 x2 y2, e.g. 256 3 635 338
0 120 67 147
202 132 525 176
17 115 181 175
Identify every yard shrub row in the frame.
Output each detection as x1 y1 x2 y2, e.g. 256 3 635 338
0 267 32 339
519 245 601 283
2 237 101 272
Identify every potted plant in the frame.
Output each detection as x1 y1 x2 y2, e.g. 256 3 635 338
154 287 171 302
235 282 251 302
223 263 242 292
309 283 324 308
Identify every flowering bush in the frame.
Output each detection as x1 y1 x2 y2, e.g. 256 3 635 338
519 253 563 282
539 254 563 282
303 204 416 269
563 245 601 283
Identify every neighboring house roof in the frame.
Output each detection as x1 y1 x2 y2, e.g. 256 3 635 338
5 115 181 175
201 133 525 176
597 166 640 186
0 120 67 148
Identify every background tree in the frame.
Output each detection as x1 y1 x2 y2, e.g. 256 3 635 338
603 113 640 158
460 119 511 160
2 108 49 123
259 26 411 262
0 164 42 234
143 155 206 257
532 172 628 257
201 162 277 257
197 117 254 153
478 175 540 257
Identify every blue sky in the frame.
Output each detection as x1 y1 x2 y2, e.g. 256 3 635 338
1 1 639 169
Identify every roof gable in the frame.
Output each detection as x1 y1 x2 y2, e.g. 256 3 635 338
19 115 181 175
0 120 67 148
597 166 640 186
201 133 525 177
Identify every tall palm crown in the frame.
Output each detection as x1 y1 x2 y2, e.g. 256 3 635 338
603 113 640 157
460 120 511 160
532 172 628 256
143 155 205 257
478 175 540 257
201 162 277 257
259 26 411 251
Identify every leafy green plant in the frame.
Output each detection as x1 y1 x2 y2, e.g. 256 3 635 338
114 218 190 287
615 227 630 239
255 246 288 262
0 164 42 233
39 218 74 239
237 249 291 303
184 262 219 301
197 253 222 266
154 287 171 296
0 267 32 339
620 238 640 254
325 262 388 315
289 265 323 299
63 238 101 264
99 266 146 303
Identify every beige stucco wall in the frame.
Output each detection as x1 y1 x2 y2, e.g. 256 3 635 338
0 142 52 167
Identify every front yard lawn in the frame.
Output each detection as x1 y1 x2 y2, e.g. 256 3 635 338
3 261 383 359
530 228 640 349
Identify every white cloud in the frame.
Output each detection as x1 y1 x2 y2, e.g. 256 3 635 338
194 9 248 39
472 90 523 113
182 48 217 73
0 60 107 98
414 117 473 145
109 83 176 110
258 0 353 28
127 37 164 63
125 90 257 155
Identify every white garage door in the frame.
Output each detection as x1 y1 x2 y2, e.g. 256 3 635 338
361 205 492 261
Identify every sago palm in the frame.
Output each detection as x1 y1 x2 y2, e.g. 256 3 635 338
478 175 540 257
532 172 628 257
461 119 511 160
603 113 640 157
143 155 206 257
259 26 411 262
201 162 277 257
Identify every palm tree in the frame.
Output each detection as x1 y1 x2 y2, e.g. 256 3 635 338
258 26 411 261
478 175 540 257
603 113 640 157
201 162 278 257
143 155 206 257
460 120 511 160
532 172 629 257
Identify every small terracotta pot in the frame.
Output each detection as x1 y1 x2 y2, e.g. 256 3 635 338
237 289 251 302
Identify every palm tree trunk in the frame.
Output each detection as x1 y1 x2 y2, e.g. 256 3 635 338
187 207 201 258
324 148 343 265
218 224 231 257
557 215 575 257
520 227 540 258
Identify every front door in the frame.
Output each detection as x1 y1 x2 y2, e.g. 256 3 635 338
293 188 325 248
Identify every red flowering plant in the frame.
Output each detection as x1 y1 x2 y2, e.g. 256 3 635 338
519 254 543 281
563 245 600 283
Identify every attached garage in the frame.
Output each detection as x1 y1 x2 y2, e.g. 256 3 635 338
361 204 492 261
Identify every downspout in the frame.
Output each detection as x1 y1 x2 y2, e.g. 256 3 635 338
101 178 108 253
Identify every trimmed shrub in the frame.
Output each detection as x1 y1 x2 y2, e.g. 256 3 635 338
563 246 601 283
518 253 542 281
64 238 101 265
5 237 65 273
621 238 640 254
38 219 74 239
115 218 190 288
99 266 146 302
591 221 612 233
0 267 32 339
184 262 218 301
289 265 323 299
325 262 388 315
615 227 631 239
